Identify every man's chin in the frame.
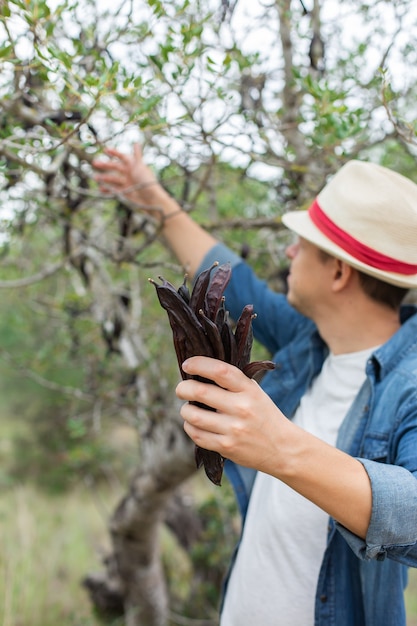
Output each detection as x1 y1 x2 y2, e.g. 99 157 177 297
286 292 307 317
286 289 295 307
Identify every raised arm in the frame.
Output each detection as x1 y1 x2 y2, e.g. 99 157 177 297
92 144 217 277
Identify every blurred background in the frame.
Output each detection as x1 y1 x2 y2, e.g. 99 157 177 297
0 0 416 624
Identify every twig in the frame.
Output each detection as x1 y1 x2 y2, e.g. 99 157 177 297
169 612 218 626
0 349 93 401
201 215 285 231
0 260 66 288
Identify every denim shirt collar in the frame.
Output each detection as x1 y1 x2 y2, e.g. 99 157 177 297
366 305 417 383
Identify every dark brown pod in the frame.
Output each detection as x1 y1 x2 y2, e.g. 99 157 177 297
204 262 232 321
234 304 255 370
195 447 224 486
150 263 275 486
189 262 219 316
242 360 276 380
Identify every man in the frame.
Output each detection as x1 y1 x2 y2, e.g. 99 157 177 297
93 146 417 626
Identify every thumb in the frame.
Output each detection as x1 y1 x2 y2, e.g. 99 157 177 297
133 143 143 162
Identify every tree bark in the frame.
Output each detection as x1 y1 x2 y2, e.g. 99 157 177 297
84 413 198 626
276 0 331 201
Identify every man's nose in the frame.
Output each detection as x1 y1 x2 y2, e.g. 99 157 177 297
285 242 297 259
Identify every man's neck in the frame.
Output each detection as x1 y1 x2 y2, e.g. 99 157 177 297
316 302 401 356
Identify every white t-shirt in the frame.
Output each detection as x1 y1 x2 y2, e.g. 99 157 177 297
220 347 375 626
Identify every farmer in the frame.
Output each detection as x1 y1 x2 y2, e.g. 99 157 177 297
93 145 417 626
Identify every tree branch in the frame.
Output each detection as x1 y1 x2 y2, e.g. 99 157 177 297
0 349 93 401
0 260 66 288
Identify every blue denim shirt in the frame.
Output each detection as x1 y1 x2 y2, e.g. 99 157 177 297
199 243 417 626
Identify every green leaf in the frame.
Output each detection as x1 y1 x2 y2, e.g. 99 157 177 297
0 44 13 57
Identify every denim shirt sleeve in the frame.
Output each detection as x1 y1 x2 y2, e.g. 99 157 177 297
198 242 243 273
336 459 417 566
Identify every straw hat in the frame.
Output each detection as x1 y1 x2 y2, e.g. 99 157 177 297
282 160 417 288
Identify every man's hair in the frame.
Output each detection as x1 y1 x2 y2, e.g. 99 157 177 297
317 248 409 310
357 271 409 311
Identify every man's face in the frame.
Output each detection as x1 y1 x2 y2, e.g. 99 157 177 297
285 236 333 319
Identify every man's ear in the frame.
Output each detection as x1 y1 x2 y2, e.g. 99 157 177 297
332 259 354 291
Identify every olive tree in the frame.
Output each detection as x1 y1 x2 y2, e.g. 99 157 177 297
0 0 416 624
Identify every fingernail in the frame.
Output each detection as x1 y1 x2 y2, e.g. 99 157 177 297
182 359 190 371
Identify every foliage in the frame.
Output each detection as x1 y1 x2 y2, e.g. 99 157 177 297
0 0 416 623
185 483 239 614
0 242 139 492
0 482 114 626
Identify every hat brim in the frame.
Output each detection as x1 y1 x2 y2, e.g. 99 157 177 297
282 210 417 289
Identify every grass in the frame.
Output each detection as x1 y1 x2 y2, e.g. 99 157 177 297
0 482 118 626
0 390 128 626
406 570 417 626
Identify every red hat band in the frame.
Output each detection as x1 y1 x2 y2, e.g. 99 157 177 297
308 199 417 276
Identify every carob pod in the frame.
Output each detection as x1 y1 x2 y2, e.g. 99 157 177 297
150 262 275 485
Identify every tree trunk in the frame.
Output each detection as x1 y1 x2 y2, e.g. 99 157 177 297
84 413 199 626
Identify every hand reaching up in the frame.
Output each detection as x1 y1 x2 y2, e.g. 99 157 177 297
92 144 169 219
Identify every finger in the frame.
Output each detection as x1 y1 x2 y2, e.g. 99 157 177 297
180 400 224 436
93 148 134 171
94 172 126 187
182 356 249 393
133 143 143 161
183 421 225 454
176 377 234 414
103 147 130 162
92 159 126 173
